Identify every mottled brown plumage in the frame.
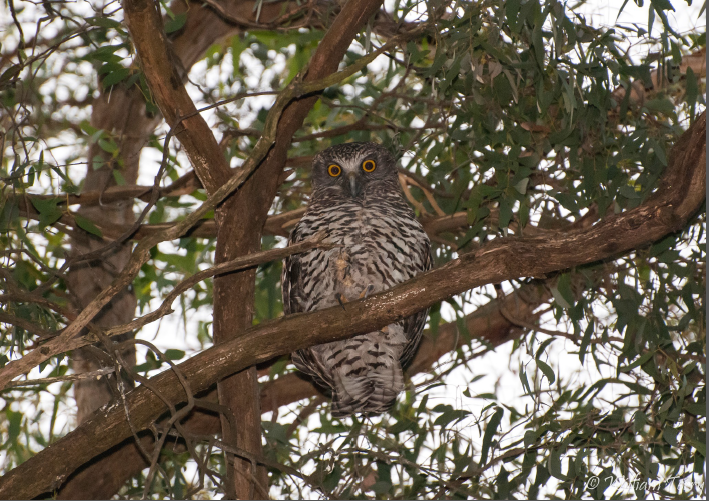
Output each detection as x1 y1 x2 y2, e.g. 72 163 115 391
282 142 432 416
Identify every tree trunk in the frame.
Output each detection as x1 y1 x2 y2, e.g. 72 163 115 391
60 1 254 496
68 86 147 422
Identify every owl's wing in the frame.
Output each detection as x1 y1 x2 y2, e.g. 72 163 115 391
399 236 433 369
282 222 335 391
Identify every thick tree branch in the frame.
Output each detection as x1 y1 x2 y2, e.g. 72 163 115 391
31 284 550 499
0 112 703 500
57 281 548 497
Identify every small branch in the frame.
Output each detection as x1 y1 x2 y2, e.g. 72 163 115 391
0 312 55 339
4 368 115 388
200 0 317 31
98 235 330 341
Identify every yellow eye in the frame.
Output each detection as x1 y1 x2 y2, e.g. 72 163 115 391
327 164 341 177
362 159 376 172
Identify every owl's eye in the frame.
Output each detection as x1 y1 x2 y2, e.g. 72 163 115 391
362 159 376 172
327 164 342 177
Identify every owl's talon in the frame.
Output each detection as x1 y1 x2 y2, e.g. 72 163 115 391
360 284 375 299
335 293 347 310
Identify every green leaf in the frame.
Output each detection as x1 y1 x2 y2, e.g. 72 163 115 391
579 322 594 363
498 198 513 229
74 214 103 238
29 196 59 215
650 0 675 12
514 178 529 195
548 448 565 480
619 351 654 372
686 66 698 105
6 410 22 444
644 97 675 115
434 409 470 427
619 184 641 199
519 366 532 395
684 402 706 416
321 464 342 492
102 68 131 87
97 138 118 154
506 0 523 33
662 426 680 447
524 429 539 448
86 16 121 29
377 461 392 483
686 431 707 456
30 197 63 228
164 349 185 360
370 480 392 495
551 285 572 309
616 379 653 395
536 359 556 385
634 410 647 433
164 13 187 34
0 64 22 86
112 170 127 186
479 407 504 467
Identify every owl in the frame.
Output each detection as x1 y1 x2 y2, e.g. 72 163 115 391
281 142 432 416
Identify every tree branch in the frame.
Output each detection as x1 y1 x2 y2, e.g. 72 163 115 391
0 112 703 500
47 281 551 500
122 0 231 192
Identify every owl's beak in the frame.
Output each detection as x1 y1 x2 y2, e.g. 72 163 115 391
347 172 360 197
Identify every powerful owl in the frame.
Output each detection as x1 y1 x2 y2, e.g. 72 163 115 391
281 142 432 416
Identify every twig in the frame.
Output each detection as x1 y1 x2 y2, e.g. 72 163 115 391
0 311 54 339
3 367 115 388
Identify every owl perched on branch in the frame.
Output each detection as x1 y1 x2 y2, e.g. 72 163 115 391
281 142 432 416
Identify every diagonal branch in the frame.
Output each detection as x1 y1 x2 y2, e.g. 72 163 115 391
122 0 231 192
52 283 548 499
0 112 703 500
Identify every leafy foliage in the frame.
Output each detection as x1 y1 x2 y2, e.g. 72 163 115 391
0 0 705 499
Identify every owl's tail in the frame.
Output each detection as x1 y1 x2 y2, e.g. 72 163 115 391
330 343 405 417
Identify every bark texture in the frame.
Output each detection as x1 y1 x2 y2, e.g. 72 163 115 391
68 86 144 423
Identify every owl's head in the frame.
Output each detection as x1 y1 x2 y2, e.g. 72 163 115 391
311 142 397 198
